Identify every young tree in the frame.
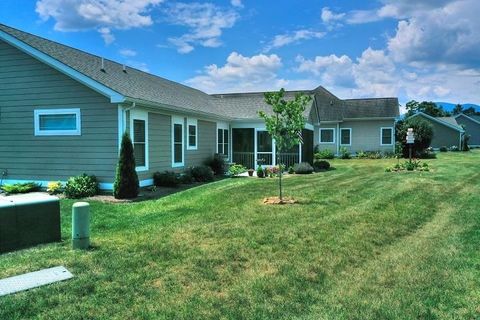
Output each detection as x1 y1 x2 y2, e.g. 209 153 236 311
405 100 450 117
397 117 434 157
452 104 463 115
113 132 139 199
259 88 312 202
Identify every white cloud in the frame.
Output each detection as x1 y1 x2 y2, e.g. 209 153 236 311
186 52 290 93
296 54 354 87
230 0 243 8
264 29 325 52
36 0 162 44
165 2 238 54
119 48 137 57
321 7 345 23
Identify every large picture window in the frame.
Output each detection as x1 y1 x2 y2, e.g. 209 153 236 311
172 116 184 167
34 108 81 136
217 127 229 158
130 110 148 171
381 127 393 145
319 128 335 144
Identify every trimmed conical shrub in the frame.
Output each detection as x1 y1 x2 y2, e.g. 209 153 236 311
113 132 139 199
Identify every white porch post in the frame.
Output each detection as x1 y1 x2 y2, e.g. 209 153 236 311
272 138 276 166
299 142 302 163
254 128 258 167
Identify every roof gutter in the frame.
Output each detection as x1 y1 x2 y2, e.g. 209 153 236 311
124 97 233 121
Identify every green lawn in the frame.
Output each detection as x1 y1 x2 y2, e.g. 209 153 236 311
1 151 479 319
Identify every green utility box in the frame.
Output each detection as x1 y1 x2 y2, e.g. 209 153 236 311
0 194 61 253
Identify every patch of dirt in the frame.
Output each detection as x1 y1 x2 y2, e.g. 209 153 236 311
263 196 298 205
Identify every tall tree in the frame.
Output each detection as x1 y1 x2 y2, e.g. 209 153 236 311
405 100 450 117
452 104 463 115
113 132 139 199
259 88 312 202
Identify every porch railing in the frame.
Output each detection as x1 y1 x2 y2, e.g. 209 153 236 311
232 152 300 169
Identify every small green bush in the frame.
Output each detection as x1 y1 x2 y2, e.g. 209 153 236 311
189 166 215 182
315 149 335 160
313 160 331 171
65 174 99 199
179 171 195 184
204 154 226 175
47 181 63 194
153 171 180 187
449 145 459 152
288 166 295 174
339 147 351 159
228 164 247 177
256 166 265 178
293 162 314 174
113 133 139 199
1 182 42 194
439 146 448 152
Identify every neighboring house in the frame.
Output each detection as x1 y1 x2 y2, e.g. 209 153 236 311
454 113 480 147
408 112 465 149
0 24 399 189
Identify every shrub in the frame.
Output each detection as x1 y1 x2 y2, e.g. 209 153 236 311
449 145 459 152
153 171 180 187
293 162 314 174
418 150 437 159
65 174 99 199
229 164 247 177
356 150 368 159
113 133 139 199
1 182 42 194
462 134 470 151
313 160 331 171
396 117 434 157
189 166 214 182
204 154 226 175
339 147 351 159
288 166 295 174
47 181 63 194
179 171 194 184
256 166 265 178
315 149 335 160
439 146 448 152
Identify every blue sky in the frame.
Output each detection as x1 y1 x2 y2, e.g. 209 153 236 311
1 0 479 108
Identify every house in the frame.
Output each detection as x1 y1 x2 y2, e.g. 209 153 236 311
0 24 399 189
454 113 480 147
408 112 465 149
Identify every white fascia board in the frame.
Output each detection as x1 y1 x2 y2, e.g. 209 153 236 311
0 30 125 103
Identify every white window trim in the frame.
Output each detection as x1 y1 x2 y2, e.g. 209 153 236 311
186 118 198 150
130 109 149 172
34 108 81 136
319 128 335 144
340 128 352 146
380 127 394 146
217 122 230 160
172 116 185 168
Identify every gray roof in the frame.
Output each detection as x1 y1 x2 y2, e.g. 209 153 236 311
438 117 462 129
0 23 399 122
468 115 480 122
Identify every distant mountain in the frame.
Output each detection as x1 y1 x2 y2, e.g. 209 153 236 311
435 102 479 112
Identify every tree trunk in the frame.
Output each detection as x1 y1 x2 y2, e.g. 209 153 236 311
278 153 283 202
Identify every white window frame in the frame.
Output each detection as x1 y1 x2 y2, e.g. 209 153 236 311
172 116 185 168
319 128 335 144
217 122 230 160
130 109 149 172
34 108 81 136
186 118 198 150
380 127 394 146
340 128 352 146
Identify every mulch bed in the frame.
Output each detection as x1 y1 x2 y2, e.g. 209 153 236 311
263 197 298 205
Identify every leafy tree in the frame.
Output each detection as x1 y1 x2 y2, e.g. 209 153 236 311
463 106 480 116
113 132 139 199
452 104 463 115
396 117 434 157
259 88 312 202
405 100 450 117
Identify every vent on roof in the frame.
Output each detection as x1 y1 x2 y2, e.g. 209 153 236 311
122 64 127 73
100 57 105 72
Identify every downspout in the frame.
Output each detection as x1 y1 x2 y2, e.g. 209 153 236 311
336 122 340 156
123 102 137 134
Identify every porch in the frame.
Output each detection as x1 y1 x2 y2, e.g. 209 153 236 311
231 128 313 169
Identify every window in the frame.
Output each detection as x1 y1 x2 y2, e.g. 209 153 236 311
187 119 197 150
381 127 393 145
319 128 335 143
34 108 81 136
256 130 273 165
217 127 229 158
340 128 351 146
130 110 148 171
172 116 184 167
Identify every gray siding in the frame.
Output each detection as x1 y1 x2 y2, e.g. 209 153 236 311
314 120 396 154
455 115 480 146
415 115 461 148
0 40 118 184
185 120 216 167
